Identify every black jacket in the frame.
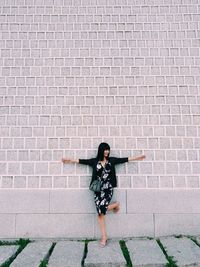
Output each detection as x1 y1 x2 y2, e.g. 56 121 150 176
79 157 128 188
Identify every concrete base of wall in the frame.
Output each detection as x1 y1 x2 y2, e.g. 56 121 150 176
0 189 200 238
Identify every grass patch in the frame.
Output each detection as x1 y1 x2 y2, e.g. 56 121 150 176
81 239 97 266
146 236 154 240
174 235 183 239
39 242 56 267
17 238 31 248
81 241 88 266
0 239 31 267
156 239 177 267
187 235 200 248
119 240 132 267
0 240 18 246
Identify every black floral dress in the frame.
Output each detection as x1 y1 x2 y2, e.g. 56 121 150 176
94 161 113 215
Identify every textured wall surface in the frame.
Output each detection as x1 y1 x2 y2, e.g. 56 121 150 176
0 0 199 189
0 0 200 237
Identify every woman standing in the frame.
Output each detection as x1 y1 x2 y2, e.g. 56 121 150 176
62 142 145 247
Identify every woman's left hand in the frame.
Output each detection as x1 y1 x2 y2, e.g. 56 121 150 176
139 155 146 160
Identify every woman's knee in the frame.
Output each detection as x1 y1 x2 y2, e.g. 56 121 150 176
98 213 105 219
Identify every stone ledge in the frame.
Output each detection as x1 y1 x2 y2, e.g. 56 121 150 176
127 189 200 213
0 189 200 238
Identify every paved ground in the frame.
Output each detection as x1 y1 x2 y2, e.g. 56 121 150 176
1 235 200 266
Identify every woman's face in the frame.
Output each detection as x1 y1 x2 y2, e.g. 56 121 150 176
104 149 110 159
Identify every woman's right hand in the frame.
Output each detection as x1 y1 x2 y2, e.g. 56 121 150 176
62 158 71 164
62 158 79 164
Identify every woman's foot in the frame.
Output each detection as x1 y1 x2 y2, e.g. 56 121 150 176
113 202 120 213
99 237 108 247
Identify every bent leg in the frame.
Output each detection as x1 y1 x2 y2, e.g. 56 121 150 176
108 201 120 212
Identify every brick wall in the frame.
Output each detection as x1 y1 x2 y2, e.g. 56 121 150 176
1 0 199 189
0 0 200 237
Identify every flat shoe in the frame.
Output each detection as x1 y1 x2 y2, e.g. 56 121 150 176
99 239 108 248
114 203 120 213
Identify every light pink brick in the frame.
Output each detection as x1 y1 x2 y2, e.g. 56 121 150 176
14 176 27 188
147 176 160 188
27 176 40 188
166 162 179 174
1 176 13 188
174 176 186 188
68 176 80 188
192 163 200 174
160 176 173 188
49 163 61 175
53 176 67 188
139 162 152 174
131 176 146 188
21 163 34 175
35 162 48 175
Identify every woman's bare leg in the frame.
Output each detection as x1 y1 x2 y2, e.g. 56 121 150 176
108 201 120 212
98 214 108 245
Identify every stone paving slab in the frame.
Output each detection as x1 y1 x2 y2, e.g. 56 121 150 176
160 236 200 266
126 239 168 266
48 241 85 267
10 241 52 267
0 245 19 265
84 240 126 267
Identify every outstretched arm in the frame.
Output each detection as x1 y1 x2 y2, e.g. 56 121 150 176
128 155 146 161
62 157 95 166
62 158 79 164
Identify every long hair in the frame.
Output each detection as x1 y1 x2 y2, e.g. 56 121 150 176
96 142 110 161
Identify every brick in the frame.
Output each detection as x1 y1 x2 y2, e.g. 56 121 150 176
13 176 27 188
179 162 192 174
29 150 40 161
49 162 61 175
1 176 13 188
139 162 152 174
40 176 52 188
187 176 199 188
35 162 48 175
0 163 7 175
21 163 34 175
131 176 146 188
27 176 40 188
68 176 79 188
147 176 159 188
3 138 13 149
174 176 186 187
166 162 178 174
119 175 131 188
153 162 165 174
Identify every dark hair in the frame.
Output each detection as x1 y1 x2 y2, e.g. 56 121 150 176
96 142 110 161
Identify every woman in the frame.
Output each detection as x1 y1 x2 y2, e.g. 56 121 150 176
62 142 145 247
